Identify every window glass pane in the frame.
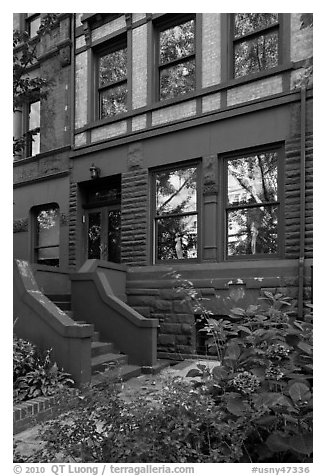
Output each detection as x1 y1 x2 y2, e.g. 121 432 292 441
234 31 278 78
227 206 278 256
156 167 197 216
234 13 278 38
37 208 60 247
99 48 127 87
36 207 60 266
228 152 278 205
28 15 41 38
88 187 121 204
29 101 40 129
160 19 195 65
100 84 128 118
28 101 40 156
108 210 121 263
88 212 101 259
157 215 197 260
160 59 195 100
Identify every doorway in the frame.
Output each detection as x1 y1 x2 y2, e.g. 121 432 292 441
83 176 121 263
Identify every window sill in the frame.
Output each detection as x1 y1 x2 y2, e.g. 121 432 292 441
75 62 295 136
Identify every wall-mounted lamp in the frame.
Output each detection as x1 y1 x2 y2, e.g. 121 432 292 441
89 163 101 179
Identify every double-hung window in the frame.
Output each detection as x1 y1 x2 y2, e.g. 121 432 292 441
225 148 281 258
97 41 128 119
158 16 196 101
33 204 60 267
153 164 199 262
232 14 280 79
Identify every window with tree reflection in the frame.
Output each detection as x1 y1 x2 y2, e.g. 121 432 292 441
98 44 127 118
158 17 196 100
154 165 198 261
34 204 60 266
226 150 280 257
233 13 279 78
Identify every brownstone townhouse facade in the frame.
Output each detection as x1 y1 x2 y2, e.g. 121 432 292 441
13 13 313 363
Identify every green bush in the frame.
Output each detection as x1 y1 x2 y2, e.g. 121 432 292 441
185 291 313 463
13 335 74 403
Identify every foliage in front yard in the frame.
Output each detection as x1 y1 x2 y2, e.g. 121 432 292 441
13 281 312 463
13 335 74 403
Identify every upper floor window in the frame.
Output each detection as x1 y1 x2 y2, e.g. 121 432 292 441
33 204 60 267
153 164 198 262
226 148 281 258
26 100 40 157
97 41 128 119
25 14 41 38
232 13 279 79
158 16 196 101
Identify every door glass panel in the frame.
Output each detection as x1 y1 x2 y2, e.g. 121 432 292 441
107 210 121 263
88 212 101 259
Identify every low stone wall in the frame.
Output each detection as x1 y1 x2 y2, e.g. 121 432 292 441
126 260 313 359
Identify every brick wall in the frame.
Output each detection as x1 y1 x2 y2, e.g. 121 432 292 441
75 51 88 129
202 13 221 88
121 169 148 266
132 24 148 110
40 56 71 152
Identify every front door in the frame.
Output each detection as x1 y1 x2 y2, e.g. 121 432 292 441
87 207 121 263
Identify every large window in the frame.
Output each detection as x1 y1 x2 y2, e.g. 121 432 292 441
97 42 128 119
26 100 40 157
232 14 279 79
225 148 281 258
153 164 198 262
157 16 196 101
33 204 60 266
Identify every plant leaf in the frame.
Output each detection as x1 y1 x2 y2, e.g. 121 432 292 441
266 433 290 452
186 369 202 378
288 433 313 455
288 382 312 403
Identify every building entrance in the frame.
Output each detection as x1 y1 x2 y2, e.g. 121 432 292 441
83 176 121 263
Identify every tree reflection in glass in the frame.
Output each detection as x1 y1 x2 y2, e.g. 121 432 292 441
159 19 195 100
155 166 198 260
233 13 279 78
227 151 279 256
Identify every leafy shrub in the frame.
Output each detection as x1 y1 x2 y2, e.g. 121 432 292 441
185 292 313 463
13 335 74 403
15 379 249 463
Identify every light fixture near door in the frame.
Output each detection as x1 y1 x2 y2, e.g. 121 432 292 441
89 163 101 179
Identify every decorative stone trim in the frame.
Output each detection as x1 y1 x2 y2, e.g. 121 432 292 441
203 154 218 195
13 218 29 233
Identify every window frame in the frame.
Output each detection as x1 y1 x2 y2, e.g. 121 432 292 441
230 13 282 80
24 99 41 158
32 203 60 267
25 13 41 38
95 36 128 121
222 144 284 261
155 14 197 103
151 160 201 265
